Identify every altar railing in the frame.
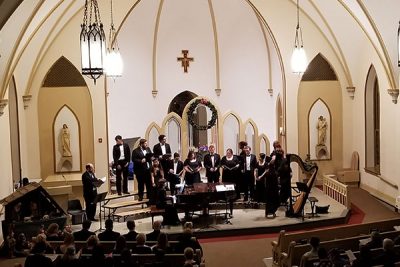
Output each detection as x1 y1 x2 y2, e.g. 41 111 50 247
323 174 351 209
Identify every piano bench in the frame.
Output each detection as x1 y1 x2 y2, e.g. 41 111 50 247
150 206 165 225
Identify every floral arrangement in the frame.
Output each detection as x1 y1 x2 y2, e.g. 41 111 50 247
198 144 208 152
187 98 218 130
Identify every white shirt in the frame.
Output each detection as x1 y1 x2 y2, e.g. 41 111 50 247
142 149 147 156
246 155 251 171
174 161 178 174
211 155 215 168
119 145 125 160
160 143 166 155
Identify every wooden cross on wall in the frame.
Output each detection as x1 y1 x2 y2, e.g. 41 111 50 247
177 50 194 73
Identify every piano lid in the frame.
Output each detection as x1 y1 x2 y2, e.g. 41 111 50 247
0 182 66 216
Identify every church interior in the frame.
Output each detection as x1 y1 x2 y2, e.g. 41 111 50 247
1 0 400 267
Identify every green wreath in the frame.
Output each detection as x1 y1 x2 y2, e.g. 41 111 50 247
187 98 218 130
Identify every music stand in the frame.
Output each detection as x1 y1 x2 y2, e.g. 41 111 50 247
94 192 108 232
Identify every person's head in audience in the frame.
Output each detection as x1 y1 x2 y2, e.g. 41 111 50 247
317 247 329 260
46 223 59 236
35 233 47 244
126 220 135 232
22 177 29 187
157 232 169 250
115 235 127 252
209 144 215 155
309 237 320 251
62 246 76 261
153 220 162 231
184 247 195 263
31 241 47 254
82 220 92 230
371 230 381 242
383 238 394 251
86 235 99 248
105 218 114 231
183 222 193 231
63 232 74 246
136 233 146 246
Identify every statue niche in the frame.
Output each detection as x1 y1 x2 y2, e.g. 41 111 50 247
315 115 328 159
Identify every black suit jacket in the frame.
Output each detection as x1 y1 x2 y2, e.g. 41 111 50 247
166 160 184 175
73 229 96 241
123 230 138 241
82 171 99 200
113 143 131 165
132 147 153 174
242 154 257 172
153 143 172 158
98 230 120 241
203 153 221 178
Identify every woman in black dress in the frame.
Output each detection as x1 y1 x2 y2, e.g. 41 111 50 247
155 179 180 225
221 148 241 198
150 158 164 205
183 151 202 186
254 153 269 203
265 156 280 217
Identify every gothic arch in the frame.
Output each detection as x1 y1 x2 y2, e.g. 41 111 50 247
168 91 198 117
243 119 259 155
259 133 271 156
302 53 338 82
42 56 86 87
145 122 162 148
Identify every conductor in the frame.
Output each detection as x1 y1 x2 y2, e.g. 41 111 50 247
82 163 102 221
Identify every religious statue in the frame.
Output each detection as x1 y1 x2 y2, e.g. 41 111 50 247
316 116 328 145
61 124 72 157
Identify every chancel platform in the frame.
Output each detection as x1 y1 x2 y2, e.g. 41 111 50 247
72 187 350 239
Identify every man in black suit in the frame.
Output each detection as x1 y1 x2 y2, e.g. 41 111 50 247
98 219 120 241
73 220 95 241
166 152 184 195
132 139 153 201
146 220 162 241
153 134 171 172
112 135 131 195
123 220 138 241
82 163 101 221
203 144 221 183
241 146 257 201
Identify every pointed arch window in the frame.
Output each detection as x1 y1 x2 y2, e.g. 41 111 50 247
365 66 380 174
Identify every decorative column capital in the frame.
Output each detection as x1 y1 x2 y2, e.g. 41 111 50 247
152 90 158 98
267 88 273 97
346 86 355 99
22 95 32 109
387 88 399 104
0 99 9 116
215 88 221 96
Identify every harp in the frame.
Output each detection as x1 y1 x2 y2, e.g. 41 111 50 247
285 154 318 218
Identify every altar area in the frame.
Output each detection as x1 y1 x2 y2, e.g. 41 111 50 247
73 176 351 239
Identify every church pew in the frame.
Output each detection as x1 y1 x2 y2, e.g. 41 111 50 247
280 229 400 267
48 240 179 254
271 218 400 266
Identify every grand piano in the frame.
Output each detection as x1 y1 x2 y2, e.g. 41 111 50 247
176 182 236 220
0 182 67 240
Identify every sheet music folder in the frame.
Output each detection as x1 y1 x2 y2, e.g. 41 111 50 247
216 184 235 192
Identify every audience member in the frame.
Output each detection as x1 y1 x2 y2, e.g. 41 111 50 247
147 220 162 241
328 248 349 267
53 246 80 267
73 220 95 241
299 237 320 267
98 218 120 241
56 232 75 254
113 235 127 254
24 241 53 267
46 223 63 241
123 219 138 241
184 247 197 266
133 233 152 254
32 233 54 254
315 247 332 267
373 238 399 267
14 233 29 257
351 245 372 267
364 231 383 250
152 232 173 254
114 248 134 267
175 222 202 255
